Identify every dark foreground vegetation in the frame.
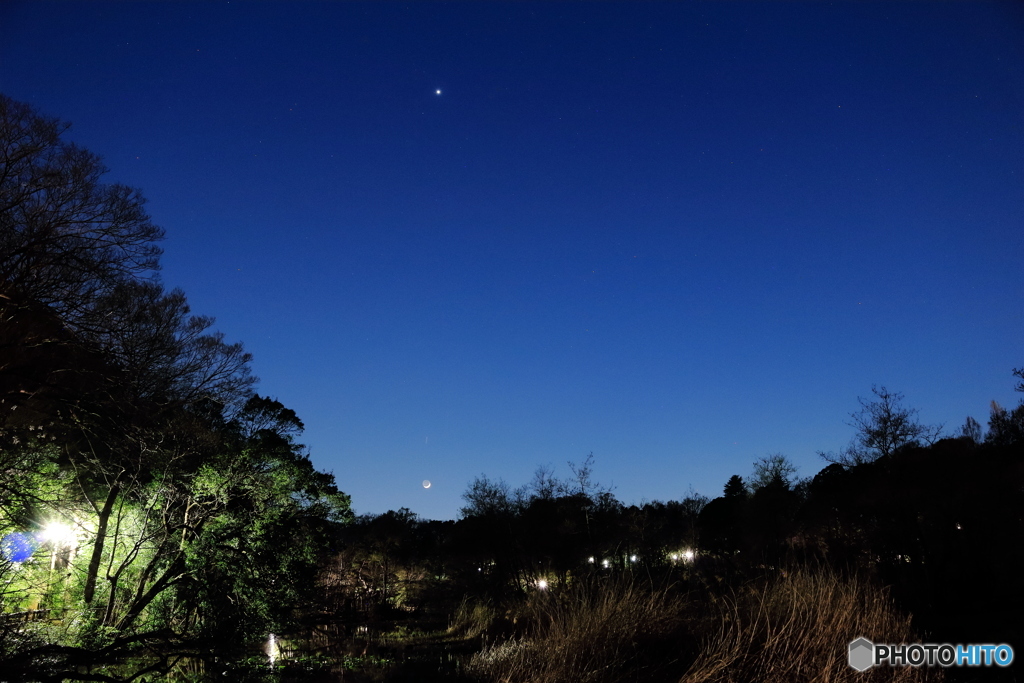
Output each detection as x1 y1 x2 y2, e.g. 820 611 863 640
2 93 1021 682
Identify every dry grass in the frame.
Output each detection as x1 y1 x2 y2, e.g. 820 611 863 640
466 568 943 683
467 578 690 683
449 597 502 639
682 568 941 683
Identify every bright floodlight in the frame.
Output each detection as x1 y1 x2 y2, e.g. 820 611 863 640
630 554 637 563
601 559 610 569
537 579 548 590
587 556 595 563
682 549 695 562
39 521 76 547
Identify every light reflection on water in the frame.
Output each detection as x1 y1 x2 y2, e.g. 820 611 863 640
74 624 368 680
267 632 278 665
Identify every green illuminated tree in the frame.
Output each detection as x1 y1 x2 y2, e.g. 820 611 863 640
0 95 351 676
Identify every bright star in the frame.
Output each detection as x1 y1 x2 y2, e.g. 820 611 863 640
435 89 442 95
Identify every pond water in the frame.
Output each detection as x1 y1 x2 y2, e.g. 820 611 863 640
69 623 462 682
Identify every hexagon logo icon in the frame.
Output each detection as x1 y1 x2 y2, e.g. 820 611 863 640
848 637 874 671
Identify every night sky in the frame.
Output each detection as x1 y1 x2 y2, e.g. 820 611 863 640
2 2 1022 520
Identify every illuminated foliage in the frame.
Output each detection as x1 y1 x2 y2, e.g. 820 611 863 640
0 95 351 678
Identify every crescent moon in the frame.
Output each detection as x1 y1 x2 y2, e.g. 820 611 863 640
422 480 432 489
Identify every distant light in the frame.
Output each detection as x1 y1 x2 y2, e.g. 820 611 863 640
537 579 548 590
435 89 442 95
587 556 595 563
670 553 679 561
602 559 610 569
682 549 695 562
630 555 637 563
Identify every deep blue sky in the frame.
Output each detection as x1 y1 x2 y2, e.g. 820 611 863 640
3 2 1022 520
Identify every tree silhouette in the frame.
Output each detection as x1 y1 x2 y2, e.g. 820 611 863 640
749 453 797 491
959 415 983 444
985 400 1024 446
723 474 747 498
0 94 163 321
821 386 942 466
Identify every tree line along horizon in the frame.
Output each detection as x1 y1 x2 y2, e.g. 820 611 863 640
2 92 1022 677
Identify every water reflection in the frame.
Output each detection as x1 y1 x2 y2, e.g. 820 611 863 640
267 632 278 665
69 623 402 681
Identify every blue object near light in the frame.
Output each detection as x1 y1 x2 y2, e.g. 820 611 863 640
1 532 39 563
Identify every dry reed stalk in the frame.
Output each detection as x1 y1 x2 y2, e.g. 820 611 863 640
681 570 942 683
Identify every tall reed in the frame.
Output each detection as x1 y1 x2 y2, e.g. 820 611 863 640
682 569 941 683
467 568 942 683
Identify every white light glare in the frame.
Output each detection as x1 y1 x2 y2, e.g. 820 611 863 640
537 579 548 590
630 555 637 563
39 521 76 547
602 559 610 569
267 633 278 665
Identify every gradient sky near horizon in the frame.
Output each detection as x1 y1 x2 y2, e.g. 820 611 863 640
2 2 1022 521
